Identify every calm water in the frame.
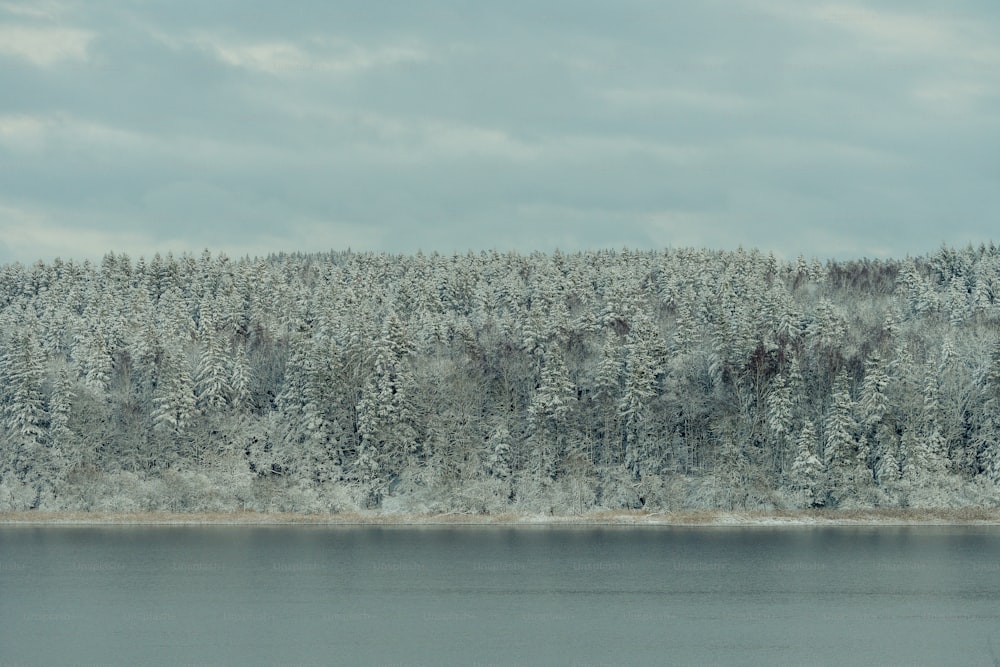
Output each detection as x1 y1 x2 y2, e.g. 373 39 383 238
1 524 999 666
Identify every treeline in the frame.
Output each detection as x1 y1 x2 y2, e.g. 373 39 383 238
1 245 999 513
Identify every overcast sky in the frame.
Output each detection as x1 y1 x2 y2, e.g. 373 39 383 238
1 1 998 264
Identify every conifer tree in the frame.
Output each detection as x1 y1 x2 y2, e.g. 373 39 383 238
620 327 658 480
979 339 1000 485
527 346 575 480
824 372 860 504
0 332 47 492
790 420 824 507
195 298 231 413
229 340 252 413
766 373 793 474
907 361 948 483
355 327 418 506
593 331 624 464
151 337 196 443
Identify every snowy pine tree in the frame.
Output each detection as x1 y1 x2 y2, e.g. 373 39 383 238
619 327 658 480
790 420 824 507
766 373 793 475
0 332 47 494
151 338 196 442
823 372 861 504
355 328 418 507
527 346 576 481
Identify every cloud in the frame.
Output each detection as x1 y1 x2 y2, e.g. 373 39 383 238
0 203 156 263
0 113 141 154
0 114 47 151
0 112 304 172
316 111 706 166
0 24 93 65
910 80 998 115
1 2 998 264
0 199 382 264
729 135 906 170
752 1 1000 66
172 33 429 76
599 87 760 114
808 4 996 62
642 210 734 250
337 114 540 163
0 1 64 20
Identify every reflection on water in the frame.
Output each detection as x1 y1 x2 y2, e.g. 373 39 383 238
1 525 999 666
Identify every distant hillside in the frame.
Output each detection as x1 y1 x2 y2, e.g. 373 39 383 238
2 245 999 512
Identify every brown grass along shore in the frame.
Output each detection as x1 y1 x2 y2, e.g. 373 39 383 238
2 508 1000 526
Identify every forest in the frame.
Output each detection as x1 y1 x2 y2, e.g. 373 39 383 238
1 245 999 513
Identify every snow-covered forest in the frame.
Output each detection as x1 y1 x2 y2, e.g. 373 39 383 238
2 245 1000 513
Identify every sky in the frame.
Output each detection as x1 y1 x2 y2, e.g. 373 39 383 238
1 1 998 264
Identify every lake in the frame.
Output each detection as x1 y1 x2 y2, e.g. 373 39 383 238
1 524 999 666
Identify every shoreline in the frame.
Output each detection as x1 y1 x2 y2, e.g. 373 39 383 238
2 508 1000 526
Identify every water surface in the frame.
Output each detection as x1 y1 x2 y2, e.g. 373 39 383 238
1 525 998 666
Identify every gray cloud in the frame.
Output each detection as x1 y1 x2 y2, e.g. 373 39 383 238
1 0 998 264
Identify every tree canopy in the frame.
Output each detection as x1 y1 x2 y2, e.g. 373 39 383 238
1 245 999 513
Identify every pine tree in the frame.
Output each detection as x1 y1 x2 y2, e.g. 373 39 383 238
0 332 47 489
486 423 514 482
979 339 1000 485
49 365 73 441
790 420 824 507
946 275 969 326
75 327 113 395
229 341 252 413
823 372 860 504
907 361 948 483
670 287 699 354
275 333 344 482
859 353 890 430
618 317 661 480
45 364 74 480
151 338 196 442
527 346 576 480
355 329 418 506
874 434 901 490
593 331 623 464
195 298 231 413
766 373 793 474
